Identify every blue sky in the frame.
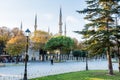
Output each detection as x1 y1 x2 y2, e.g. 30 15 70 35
0 0 87 41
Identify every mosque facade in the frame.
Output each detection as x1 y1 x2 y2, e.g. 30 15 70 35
27 7 67 61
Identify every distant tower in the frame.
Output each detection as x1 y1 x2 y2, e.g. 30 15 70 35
48 27 50 34
58 7 63 35
64 22 66 36
20 21 22 31
34 14 37 31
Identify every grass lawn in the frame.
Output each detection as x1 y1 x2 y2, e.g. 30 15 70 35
30 70 120 80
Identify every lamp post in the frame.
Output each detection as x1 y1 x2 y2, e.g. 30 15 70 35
86 51 88 71
85 37 88 71
23 29 31 80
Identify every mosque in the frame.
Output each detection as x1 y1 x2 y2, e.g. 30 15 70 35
26 7 67 61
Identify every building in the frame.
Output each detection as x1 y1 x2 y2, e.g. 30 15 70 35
27 7 67 61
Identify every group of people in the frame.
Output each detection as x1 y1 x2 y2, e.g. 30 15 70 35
0 56 24 63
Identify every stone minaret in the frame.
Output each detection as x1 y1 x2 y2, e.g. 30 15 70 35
20 21 22 31
59 7 63 35
64 22 66 36
48 27 50 34
34 14 37 31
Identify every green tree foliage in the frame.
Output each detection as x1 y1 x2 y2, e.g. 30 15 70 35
45 36 74 52
76 0 120 75
72 50 81 57
72 50 86 60
114 26 120 72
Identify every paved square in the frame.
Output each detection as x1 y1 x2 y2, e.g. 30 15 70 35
0 60 118 80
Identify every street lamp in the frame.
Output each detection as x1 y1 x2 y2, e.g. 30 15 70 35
85 37 88 71
86 51 88 71
23 28 31 80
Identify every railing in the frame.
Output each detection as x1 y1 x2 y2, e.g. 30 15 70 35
39 54 107 62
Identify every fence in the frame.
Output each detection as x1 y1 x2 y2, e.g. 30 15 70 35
38 54 107 62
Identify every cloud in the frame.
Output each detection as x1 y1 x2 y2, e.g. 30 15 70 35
66 16 79 24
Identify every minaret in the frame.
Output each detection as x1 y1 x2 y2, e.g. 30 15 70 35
59 7 63 35
64 22 66 36
20 21 22 31
48 27 50 34
34 14 37 31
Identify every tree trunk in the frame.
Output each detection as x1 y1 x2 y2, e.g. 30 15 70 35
118 46 120 72
67 54 69 60
76 57 78 61
42 52 44 61
106 16 113 75
106 46 113 75
118 57 120 72
16 55 19 64
39 49 41 61
39 49 45 61
59 48 62 62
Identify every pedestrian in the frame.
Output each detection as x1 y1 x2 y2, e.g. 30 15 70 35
51 58 53 65
51 56 54 65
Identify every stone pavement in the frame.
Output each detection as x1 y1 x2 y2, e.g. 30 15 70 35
0 60 118 80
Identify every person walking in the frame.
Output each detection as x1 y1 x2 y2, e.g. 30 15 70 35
51 56 54 65
51 58 53 65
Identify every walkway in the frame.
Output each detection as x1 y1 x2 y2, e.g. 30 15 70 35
0 60 118 80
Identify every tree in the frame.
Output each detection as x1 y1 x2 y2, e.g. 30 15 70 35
76 0 120 75
11 27 20 37
72 38 84 50
45 36 74 54
0 27 11 55
30 30 50 61
6 29 26 63
114 26 120 72
72 50 86 61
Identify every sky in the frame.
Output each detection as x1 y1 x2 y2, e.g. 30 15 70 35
0 0 87 41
